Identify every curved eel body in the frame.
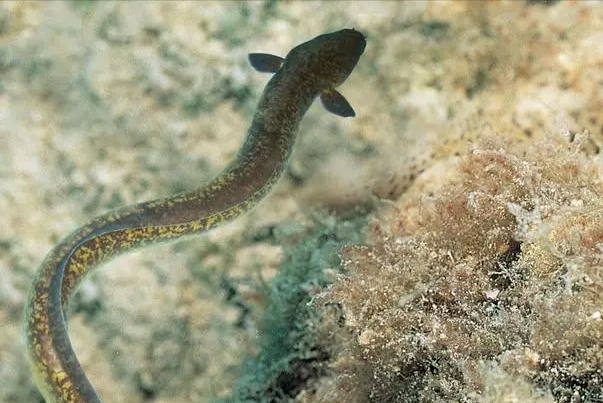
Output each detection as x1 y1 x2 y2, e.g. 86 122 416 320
24 29 365 403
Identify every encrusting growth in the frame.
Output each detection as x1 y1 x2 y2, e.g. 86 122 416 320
317 132 603 403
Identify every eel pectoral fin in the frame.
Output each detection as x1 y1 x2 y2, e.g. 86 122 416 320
320 88 355 117
248 53 284 73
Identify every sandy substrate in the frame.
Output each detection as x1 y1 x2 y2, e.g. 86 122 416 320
1 1 602 403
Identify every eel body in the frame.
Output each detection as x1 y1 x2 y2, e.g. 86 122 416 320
24 28 365 403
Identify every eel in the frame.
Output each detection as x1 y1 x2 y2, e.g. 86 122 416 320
24 28 366 403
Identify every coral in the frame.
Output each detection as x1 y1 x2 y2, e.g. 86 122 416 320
317 133 603 403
